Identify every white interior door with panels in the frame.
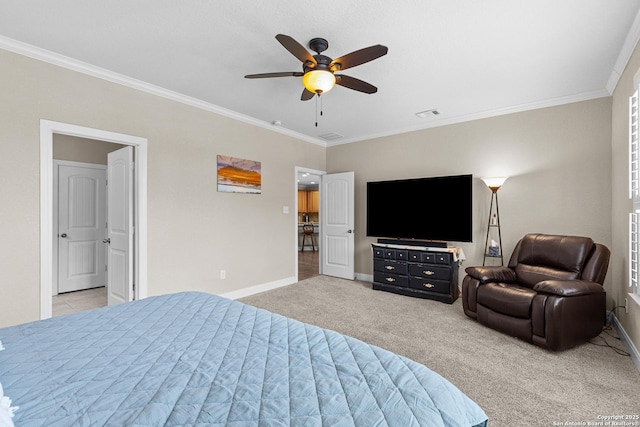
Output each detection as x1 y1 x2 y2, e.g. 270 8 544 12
57 163 107 293
321 172 355 280
107 146 134 306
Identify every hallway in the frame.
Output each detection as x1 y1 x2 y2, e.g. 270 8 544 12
298 250 320 281
52 286 107 317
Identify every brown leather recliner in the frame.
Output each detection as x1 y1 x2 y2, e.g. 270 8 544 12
462 233 610 351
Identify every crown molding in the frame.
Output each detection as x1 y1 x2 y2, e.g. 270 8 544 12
606 6 640 94
329 89 610 147
0 35 327 147
0 32 628 148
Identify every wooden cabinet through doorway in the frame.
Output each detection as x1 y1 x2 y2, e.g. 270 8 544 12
307 190 319 212
298 190 308 213
298 190 319 213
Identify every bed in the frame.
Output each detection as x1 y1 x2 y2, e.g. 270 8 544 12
0 291 487 426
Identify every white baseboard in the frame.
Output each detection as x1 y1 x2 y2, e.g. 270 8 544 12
612 315 640 373
356 273 373 282
222 273 371 301
220 276 297 300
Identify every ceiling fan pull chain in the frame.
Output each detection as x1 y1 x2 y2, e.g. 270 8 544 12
314 93 325 127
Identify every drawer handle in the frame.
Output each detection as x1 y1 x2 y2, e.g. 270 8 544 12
423 270 435 275
423 283 435 288
385 265 395 270
386 277 396 283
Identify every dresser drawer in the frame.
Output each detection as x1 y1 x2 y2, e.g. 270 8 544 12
383 249 408 260
374 259 408 275
408 264 451 280
435 253 452 265
408 277 450 294
374 271 409 288
409 250 436 263
373 247 385 258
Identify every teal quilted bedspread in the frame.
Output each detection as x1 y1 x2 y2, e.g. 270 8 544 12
0 292 487 426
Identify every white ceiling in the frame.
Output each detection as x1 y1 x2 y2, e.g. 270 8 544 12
298 172 321 187
2 1 640 146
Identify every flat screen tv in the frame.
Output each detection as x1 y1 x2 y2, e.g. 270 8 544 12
366 174 473 243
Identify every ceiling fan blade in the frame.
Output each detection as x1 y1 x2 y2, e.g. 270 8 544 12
330 45 388 71
301 88 316 101
335 75 378 94
245 72 303 79
276 34 316 66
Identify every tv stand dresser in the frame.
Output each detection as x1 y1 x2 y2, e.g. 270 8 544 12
371 239 462 304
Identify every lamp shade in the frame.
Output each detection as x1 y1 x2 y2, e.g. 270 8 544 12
302 70 336 94
481 176 508 191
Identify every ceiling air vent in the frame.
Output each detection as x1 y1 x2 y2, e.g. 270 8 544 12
319 132 344 141
415 109 440 118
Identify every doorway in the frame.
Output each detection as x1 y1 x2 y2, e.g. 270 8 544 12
40 120 148 320
294 168 356 281
295 167 325 281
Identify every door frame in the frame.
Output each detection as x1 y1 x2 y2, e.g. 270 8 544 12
294 166 325 280
40 120 148 319
52 160 107 296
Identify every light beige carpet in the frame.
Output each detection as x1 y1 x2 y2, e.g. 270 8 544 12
240 275 639 427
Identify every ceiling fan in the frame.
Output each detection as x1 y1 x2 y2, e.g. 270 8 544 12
245 34 388 101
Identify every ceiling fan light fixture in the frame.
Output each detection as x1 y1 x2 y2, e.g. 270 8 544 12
302 70 336 94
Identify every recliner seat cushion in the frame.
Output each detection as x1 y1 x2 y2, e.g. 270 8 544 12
515 264 579 288
477 282 537 318
514 234 594 288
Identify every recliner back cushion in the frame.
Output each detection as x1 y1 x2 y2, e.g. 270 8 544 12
514 234 594 288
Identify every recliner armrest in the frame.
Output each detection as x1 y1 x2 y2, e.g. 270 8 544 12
464 266 516 284
533 279 604 297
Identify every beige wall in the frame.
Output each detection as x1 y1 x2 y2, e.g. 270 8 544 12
329 98 612 288
611 37 640 357
0 48 325 327
53 134 125 164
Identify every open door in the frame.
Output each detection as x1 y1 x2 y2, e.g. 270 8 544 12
106 146 134 305
321 172 355 279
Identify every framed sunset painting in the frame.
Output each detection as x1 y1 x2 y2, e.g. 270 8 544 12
217 155 262 194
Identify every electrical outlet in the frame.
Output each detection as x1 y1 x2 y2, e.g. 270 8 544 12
220 270 226 280
625 297 629 314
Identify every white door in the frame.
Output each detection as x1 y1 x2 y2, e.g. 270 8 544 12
107 146 134 305
58 164 107 293
321 172 355 279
